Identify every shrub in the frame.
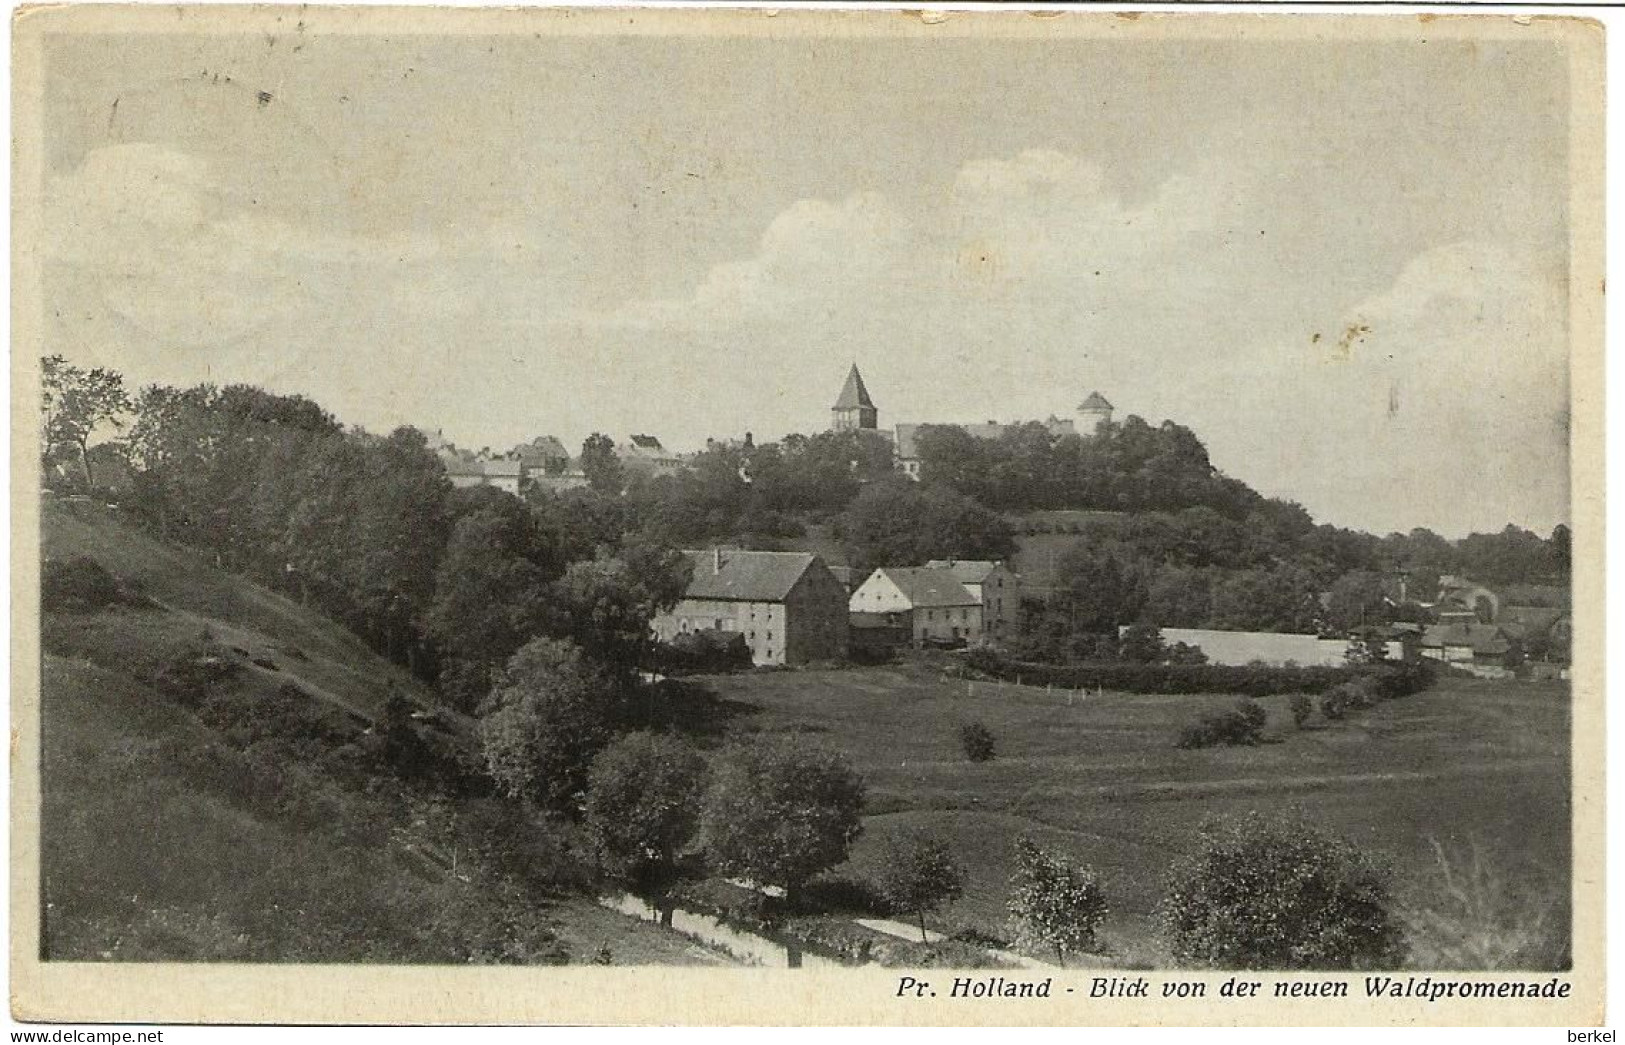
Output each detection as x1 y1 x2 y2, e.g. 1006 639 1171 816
41 555 123 612
1288 694 1313 728
1320 689 1350 721
657 630 754 674
151 644 242 708
958 720 996 762
963 648 1385 698
1176 699 1266 749
1159 813 1405 969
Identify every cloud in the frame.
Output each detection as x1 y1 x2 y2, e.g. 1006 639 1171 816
1200 240 1569 535
591 148 1238 336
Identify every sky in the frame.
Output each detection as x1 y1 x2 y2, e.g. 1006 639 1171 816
33 15 1575 538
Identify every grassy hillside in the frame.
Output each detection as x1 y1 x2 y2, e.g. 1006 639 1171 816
699 663 1571 967
37 497 728 965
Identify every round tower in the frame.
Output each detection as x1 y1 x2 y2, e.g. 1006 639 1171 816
1077 391 1114 435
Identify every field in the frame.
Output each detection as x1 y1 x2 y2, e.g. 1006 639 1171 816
699 662 1571 966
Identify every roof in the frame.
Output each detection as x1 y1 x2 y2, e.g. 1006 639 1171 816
1078 391 1114 411
629 434 664 451
878 567 980 608
925 559 1003 585
483 458 523 478
513 436 570 462
680 549 822 602
1498 605 1567 639
833 365 876 410
1420 623 1514 655
438 451 484 477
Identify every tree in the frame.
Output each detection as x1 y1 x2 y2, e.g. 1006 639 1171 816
40 355 131 489
876 833 965 942
478 637 625 811
552 542 691 675
583 732 708 912
700 737 865 907
1158 812 1404 969
427 497 562 710
1006 838 1108 967
839 478 1015 573
580 433 625 496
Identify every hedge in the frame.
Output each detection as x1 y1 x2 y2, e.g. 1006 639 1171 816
964 649 1433 698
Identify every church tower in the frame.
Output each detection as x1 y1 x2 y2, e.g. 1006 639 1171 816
831 364 878 431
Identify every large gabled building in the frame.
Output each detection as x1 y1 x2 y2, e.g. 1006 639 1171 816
651 548 849 666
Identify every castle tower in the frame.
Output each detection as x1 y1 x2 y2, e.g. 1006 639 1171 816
832 364 878 431
1077 391 1114 435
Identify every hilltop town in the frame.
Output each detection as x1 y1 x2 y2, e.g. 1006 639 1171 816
418 363 1572 679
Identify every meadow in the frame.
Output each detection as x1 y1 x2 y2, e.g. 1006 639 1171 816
699 662 1572 966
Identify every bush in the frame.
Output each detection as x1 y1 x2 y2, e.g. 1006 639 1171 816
1320 689 1350 721
1288 694 1313 728
958 720 996 762
1159 813 1405 969
964 648 1380 697
1176 699 1267 749
41 555 123 612
151 644 242 708
657 630 754 674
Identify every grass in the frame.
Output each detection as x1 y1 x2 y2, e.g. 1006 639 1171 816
698 662 1571 967
37 499 730 965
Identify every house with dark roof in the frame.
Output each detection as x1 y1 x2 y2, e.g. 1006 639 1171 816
651 548 849 666
510 436 571 475
1419 622 1522 677
848 566 984 647
925 559 1020 641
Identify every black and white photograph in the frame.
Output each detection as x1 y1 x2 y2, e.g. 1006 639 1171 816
11 6 1605 1026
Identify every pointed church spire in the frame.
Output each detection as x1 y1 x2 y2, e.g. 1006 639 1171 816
833 364 875 410
831 364 878 431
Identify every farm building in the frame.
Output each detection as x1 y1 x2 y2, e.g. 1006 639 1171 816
651 548 849 666
1419 622 1523 677
848 566 983 647
923 559 1020 642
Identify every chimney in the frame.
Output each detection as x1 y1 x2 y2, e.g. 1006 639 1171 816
713 548 723 574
